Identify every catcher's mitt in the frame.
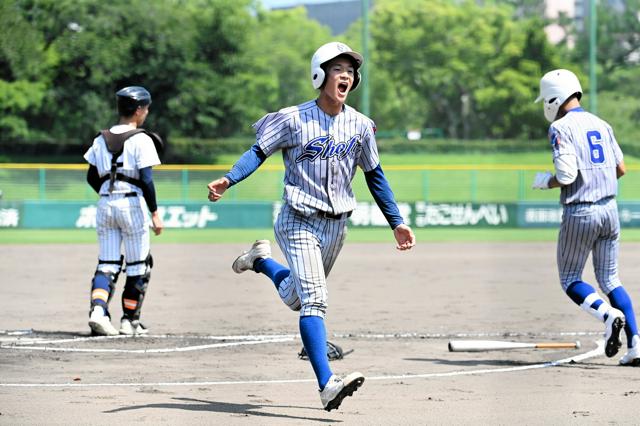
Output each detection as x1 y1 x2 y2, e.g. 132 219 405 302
298 341 353 361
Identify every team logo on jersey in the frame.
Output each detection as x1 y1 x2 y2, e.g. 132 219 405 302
295 134 362 163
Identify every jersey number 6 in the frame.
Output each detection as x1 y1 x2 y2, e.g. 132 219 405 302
587 130 605 164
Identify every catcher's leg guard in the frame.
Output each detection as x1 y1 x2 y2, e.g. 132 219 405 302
90 256 124 317
122 275 146 321
90 271 116 314
121 254 152 321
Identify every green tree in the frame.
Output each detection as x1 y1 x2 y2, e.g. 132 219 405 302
370 0 564 138
571 0 640 80
235 6 331 128
165 0 257 138
16 0 258 144
564 0 640 150
342 16 429 134
493 0 546 18
0 0 51 141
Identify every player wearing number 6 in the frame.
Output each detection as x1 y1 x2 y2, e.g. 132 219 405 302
532 69 639 366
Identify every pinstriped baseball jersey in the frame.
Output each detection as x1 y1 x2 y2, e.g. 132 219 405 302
550 109 624 293
84 124 160 276
254 99 379 216
549 110 623 204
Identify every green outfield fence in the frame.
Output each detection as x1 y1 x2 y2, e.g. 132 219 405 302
1 163 640 204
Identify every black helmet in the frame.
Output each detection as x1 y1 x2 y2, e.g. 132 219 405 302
116 86 151 116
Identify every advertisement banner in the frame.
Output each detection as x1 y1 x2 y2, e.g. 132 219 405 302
518 202 640 228
14 201 273 229
3 200 640 229
619 202 640 227
0 202 20 228
412 202 515 227
518 203 563 228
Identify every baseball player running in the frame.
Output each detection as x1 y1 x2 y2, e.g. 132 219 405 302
532 69 639 366
208 41 416 410
84 86 164 336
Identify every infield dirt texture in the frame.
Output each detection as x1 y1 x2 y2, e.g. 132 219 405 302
2 242 640 424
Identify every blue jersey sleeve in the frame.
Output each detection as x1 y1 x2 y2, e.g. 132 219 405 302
224 143 267 186
364 164 404 229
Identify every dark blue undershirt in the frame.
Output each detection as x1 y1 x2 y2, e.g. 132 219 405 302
364 164 404 229
139 167 158 212
224 144 267 185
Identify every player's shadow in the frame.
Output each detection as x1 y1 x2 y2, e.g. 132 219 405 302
104 397 340 423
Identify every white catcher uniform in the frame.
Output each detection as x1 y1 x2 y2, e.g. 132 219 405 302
84 124 160 276
255 100 379 318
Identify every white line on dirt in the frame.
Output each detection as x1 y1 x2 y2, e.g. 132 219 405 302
0 330 602 355
0 337 294 354
0 330 602 346
1 334 296 346
0 341 603 388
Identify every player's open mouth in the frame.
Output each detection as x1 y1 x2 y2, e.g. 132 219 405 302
338 82 349 94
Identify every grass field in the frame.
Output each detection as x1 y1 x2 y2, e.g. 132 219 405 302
5 227 640 244
2 152 640 203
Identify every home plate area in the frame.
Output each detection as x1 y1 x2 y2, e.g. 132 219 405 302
0 329 296 354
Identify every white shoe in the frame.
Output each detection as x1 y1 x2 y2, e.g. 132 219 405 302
88 307 119 336
619 335 640 366
232 240 271 273
119 318 149 335
604 308 625 358
319 372 365 412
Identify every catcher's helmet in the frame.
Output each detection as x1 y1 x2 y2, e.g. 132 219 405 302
535 69 582 123
310 42 363 91
116 86 152 117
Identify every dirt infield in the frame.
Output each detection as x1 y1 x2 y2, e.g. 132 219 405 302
2 242 640 425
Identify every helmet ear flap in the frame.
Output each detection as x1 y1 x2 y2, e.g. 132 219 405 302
352 69 361 91
543 97 561 122
311 67 326 90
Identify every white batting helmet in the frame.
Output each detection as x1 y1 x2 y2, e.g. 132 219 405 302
535 69 583 122
310 42 363 91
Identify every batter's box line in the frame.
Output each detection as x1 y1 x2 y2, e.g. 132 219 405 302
1 333 298 347
0 330 603 347
0 337 295 354
0 341 605 388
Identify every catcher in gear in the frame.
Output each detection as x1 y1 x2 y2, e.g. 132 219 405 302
83 86 164 336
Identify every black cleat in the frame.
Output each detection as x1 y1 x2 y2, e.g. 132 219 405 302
604 310 625 358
